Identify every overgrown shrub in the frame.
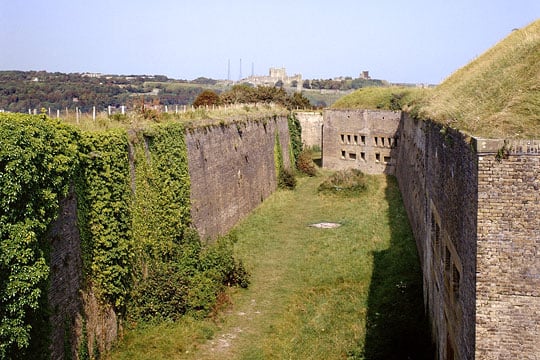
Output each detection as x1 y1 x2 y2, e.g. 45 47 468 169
296 150 318 177
128 233 250 322
318 169 368 196
279 168 297 189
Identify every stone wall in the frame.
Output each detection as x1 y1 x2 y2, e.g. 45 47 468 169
186 116 291 240
47 115 292 358
294 111 323 149
322 109 401 174
48 190 83 360
396 114 478 359
474 139 540 359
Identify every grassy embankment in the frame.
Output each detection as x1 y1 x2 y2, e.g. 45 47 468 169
111 172 432 359
332 19 540 139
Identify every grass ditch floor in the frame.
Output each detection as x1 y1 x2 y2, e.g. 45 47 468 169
111 172 432 359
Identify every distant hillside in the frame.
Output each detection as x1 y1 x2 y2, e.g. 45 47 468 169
0 71 220 113
421 20 540 139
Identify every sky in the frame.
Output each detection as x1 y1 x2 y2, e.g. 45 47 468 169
0 0 538 84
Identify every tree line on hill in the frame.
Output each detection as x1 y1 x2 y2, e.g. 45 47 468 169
193 85 312 110
0 71 315 113
0 71 220 113
302 77 386 91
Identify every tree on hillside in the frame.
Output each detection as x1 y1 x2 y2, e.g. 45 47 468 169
192 90 220 107
219 84 257 104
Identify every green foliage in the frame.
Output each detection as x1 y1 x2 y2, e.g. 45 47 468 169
192 90 220 108
78 320 89 360
220 85 312 110
75 130 132 310
287 113 302 168
318 169 368 196
0 113 79 359
129 232 250 322
129 123 249 323
274 131 296 189
332 86 429 112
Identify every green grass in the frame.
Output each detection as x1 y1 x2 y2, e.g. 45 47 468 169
331 86 430 114
111 172 432 359
58 104 288 132
420 20 540 138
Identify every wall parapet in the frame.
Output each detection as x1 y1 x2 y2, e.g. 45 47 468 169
474 137 540 155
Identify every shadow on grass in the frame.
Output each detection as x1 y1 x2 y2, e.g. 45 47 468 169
354 176 434 359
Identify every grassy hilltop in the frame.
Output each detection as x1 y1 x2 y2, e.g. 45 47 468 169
333 19 540 139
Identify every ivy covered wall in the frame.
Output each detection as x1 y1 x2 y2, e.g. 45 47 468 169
0 112 299 359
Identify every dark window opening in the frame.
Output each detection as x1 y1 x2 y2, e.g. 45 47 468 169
374 137 379 146
347 135 351 144
360 152 366 161
340 134 345 143
349 152 357 160
354 135 358 145
383 156 391 164
341 150 346 159
375 153 381 162
361 135 366 145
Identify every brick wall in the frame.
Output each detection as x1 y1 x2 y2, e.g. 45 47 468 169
396 114 477 359
475 139 540 359
322 109 401 174
186 116 291 240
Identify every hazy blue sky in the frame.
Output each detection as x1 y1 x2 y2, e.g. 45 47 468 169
0 0 538 84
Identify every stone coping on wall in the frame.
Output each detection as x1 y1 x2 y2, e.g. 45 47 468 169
472 137 540 155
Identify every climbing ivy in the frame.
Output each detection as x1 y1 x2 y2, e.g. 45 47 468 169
128 123 249 321
0 115 253 356
75 130 132 310
274 130 296 189
288 112 303 167
131 123 191 261
0 113 79 359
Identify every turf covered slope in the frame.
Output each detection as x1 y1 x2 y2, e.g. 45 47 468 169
421 20 540 139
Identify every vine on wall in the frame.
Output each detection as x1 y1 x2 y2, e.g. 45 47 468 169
129 123 249 321
1 115 261 358
288 112 303 167
0 113 79 359
75 130 133 311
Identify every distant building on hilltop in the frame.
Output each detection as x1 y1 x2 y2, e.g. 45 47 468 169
244 67 302 91
360 71 370 80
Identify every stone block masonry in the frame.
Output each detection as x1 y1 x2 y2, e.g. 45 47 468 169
186 116 292 240
323 109 401 174
294 111 323 149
